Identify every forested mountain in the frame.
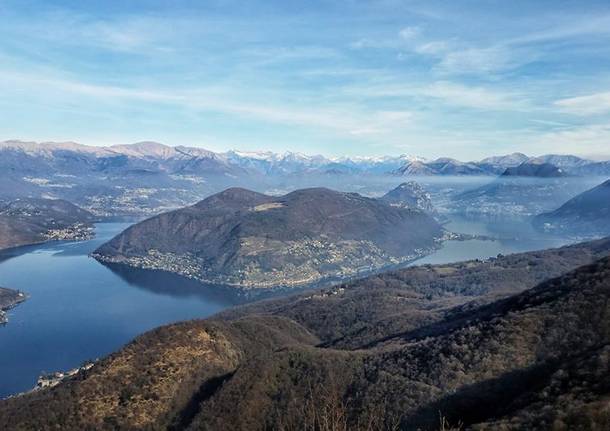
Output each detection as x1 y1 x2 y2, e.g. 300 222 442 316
0 198 95 250
1 237 609 430
93 187 444 289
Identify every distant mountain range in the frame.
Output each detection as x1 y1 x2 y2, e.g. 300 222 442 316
2 140 607 179
4 237 610 430
452 162 595 218
2 139 608 218
93 186 444 289
501 161 568 178
393 152 606 177
534 179 610 237
0 198 95 250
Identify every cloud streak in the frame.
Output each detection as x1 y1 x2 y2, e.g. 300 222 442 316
555 91 610 116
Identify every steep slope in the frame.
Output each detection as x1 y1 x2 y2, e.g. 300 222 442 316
534 179 610 237
196 256 610 431
2 239 609 430
0 198 95 250
0 316 317 430
94 187 444 289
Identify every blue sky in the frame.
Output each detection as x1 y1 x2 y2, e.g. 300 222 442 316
1 0 610 160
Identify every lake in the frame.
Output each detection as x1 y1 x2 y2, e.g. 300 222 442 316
0 223 242 399
0 218 570 398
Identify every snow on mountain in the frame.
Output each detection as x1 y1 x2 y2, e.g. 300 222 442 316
1 140 607 177
479 152 530 168
529 154 592 169
0 140 113 157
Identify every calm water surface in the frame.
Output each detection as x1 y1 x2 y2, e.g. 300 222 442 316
414 215 570 265
0 218 570 398
0 223 241 398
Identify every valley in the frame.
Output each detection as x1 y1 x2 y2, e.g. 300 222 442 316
0 215 572 399
4 1 610 428
1 141 609 429
1 237 609 429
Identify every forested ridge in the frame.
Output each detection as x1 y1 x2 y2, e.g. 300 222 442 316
1 238 609 430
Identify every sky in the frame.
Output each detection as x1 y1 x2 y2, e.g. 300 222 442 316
1 0 610 160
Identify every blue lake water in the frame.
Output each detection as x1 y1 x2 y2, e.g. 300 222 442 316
413 215 569 266
0 223 241 398
0 218 570 398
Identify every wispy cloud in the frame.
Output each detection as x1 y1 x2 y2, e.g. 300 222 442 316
423 81 527 110
340 80 528 111
0 67 416 140
555 91 610 116
528 123 610 157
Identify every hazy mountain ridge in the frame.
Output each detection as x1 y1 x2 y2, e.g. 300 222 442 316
0 198 95 250
93 186 444 289
501 161 568 178
2 238 609 430
450 161 598 218
534 179 610 237
2 140 607 178
2 140 608 219
394 154 602 177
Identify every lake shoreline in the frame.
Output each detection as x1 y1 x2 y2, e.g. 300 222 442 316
0 287 27 325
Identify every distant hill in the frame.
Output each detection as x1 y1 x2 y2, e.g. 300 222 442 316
501 161 568 178
534 179 610 237
380 181 437 215
93 187 444 289
0 198 95 250
3 238 610 430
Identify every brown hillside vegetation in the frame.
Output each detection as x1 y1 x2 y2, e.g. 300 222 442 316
1 238 609 430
